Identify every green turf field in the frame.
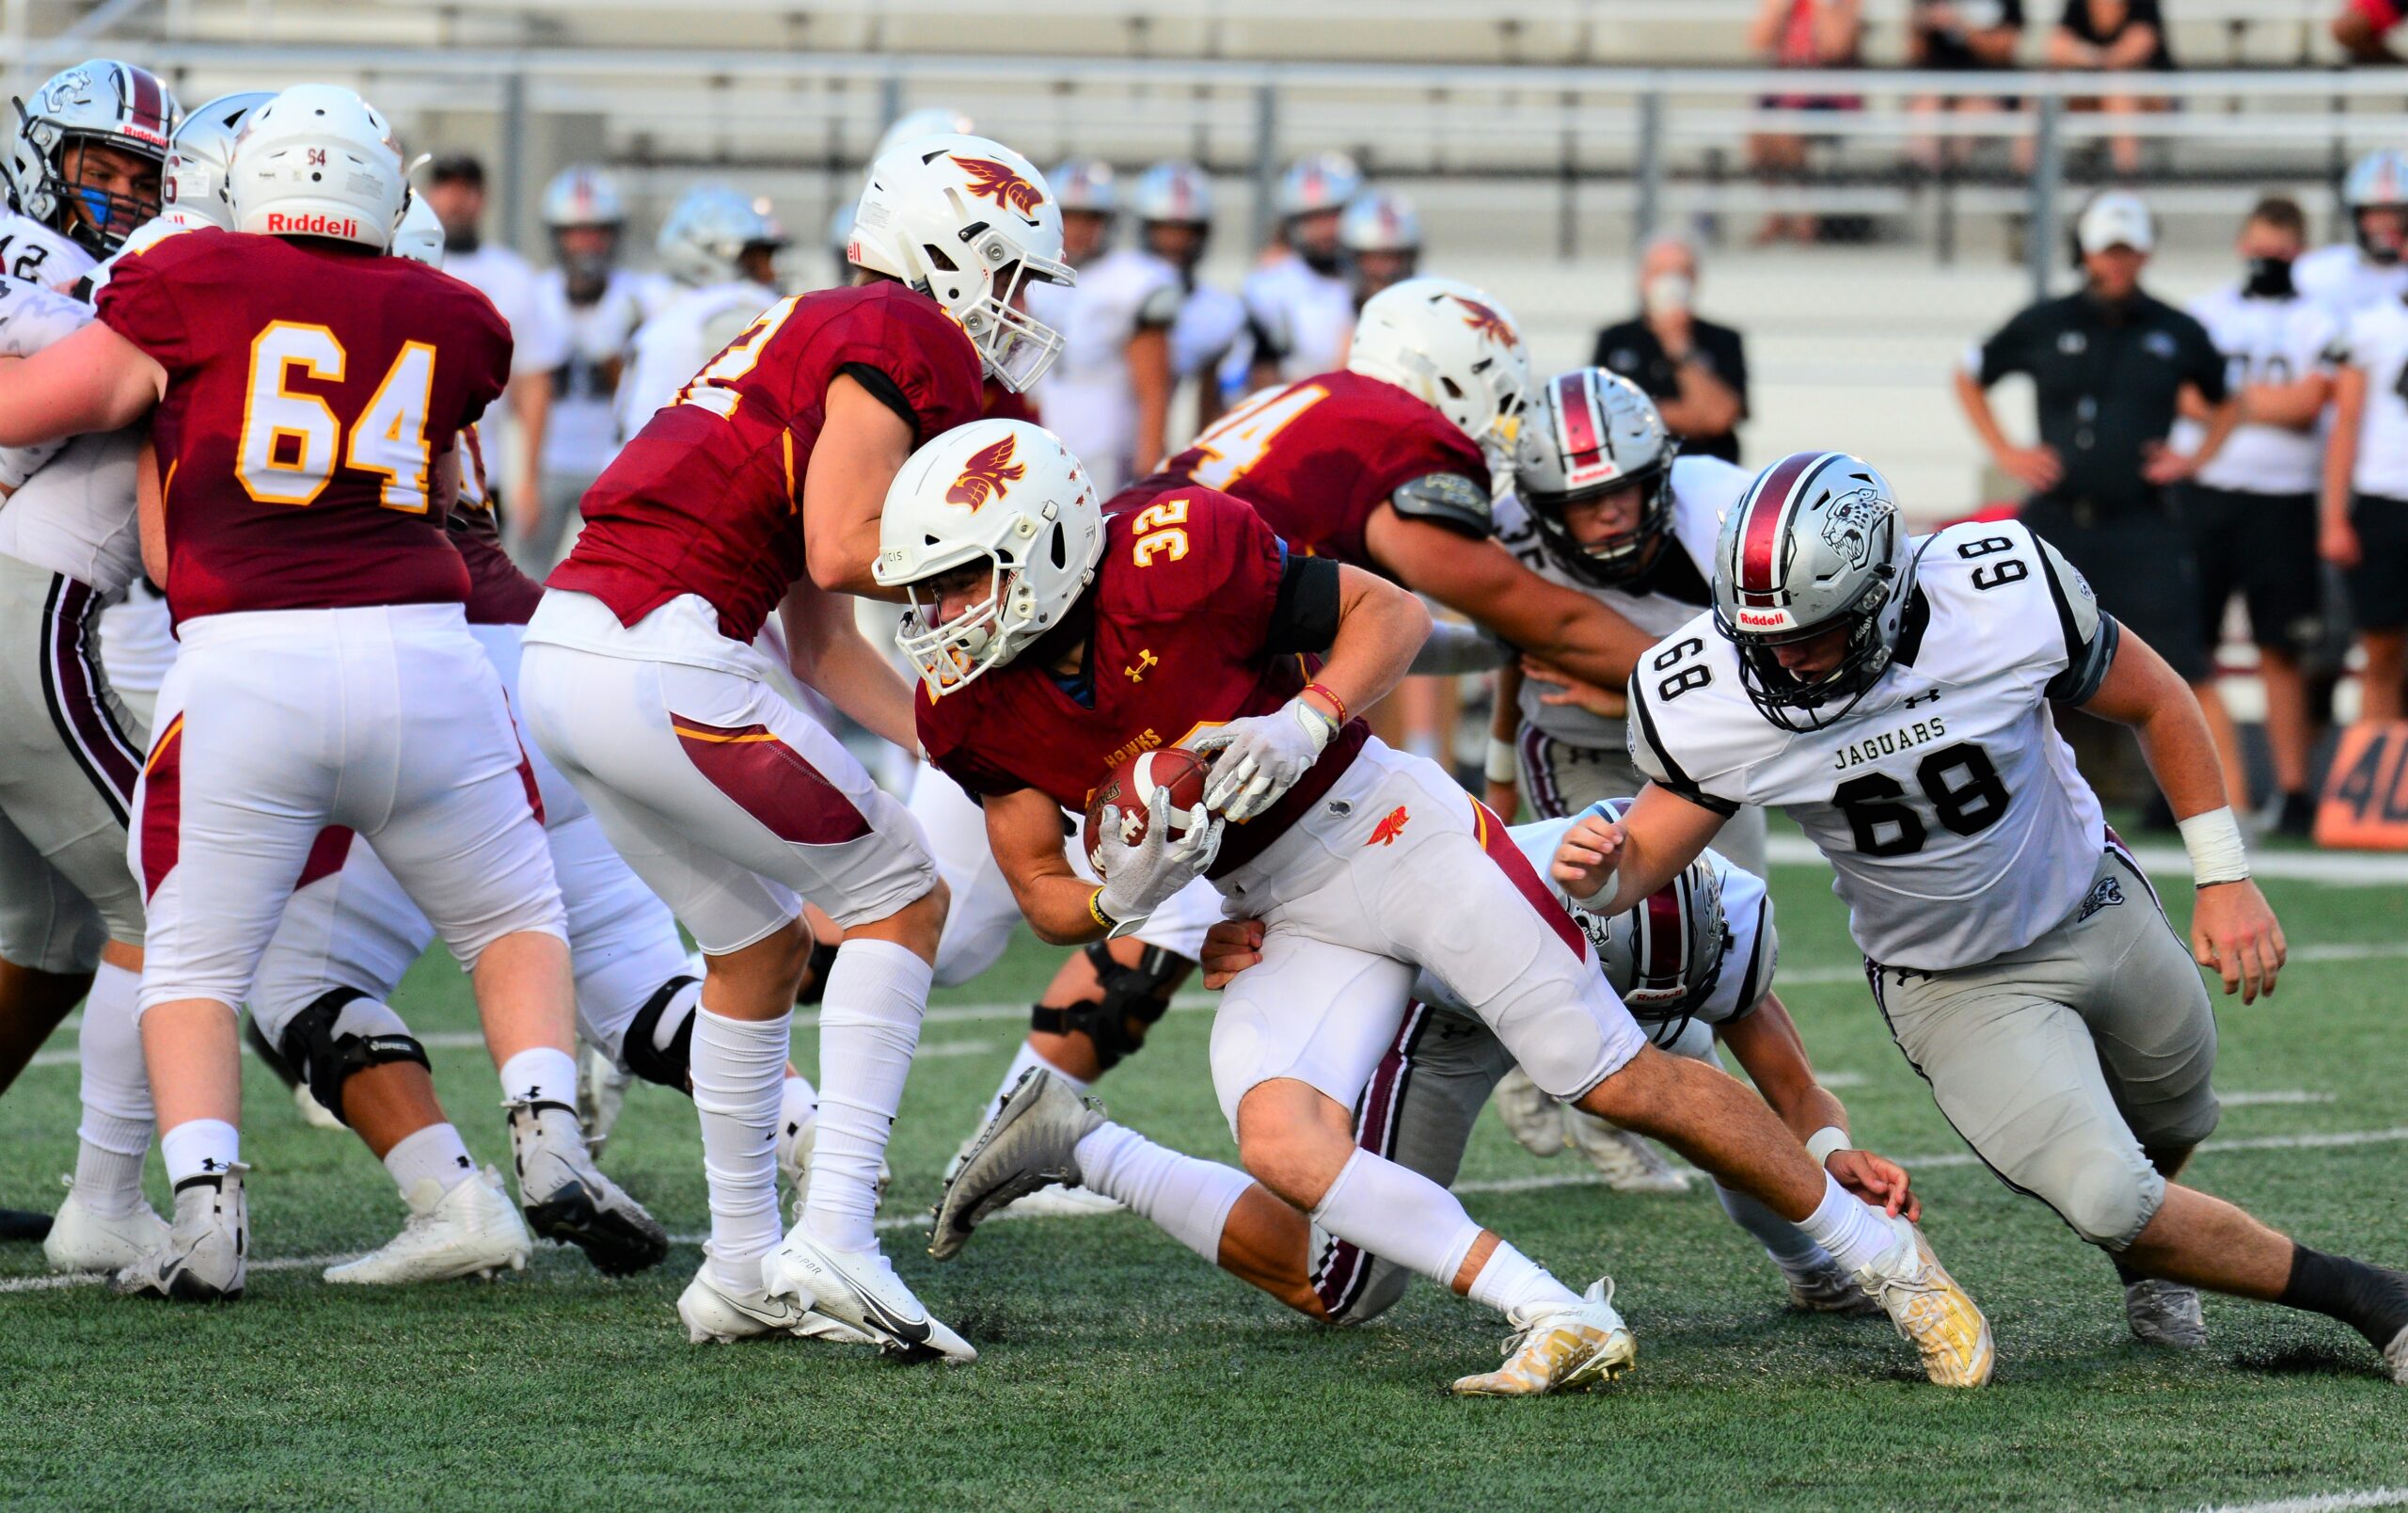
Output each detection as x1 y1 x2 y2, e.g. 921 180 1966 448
4 851 2403 1511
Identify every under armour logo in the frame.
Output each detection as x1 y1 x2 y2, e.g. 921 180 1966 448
199 1157 227 1171
1126 649 1159 682
1902 689 1943 709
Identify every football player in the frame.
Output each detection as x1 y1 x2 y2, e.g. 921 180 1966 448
2320 243 2408 723
1232 151 1359 390
1560 451 2408 1382
2295 149 2408 319
879 417 1994 1393
613 183 788 438
942 798 1902 1325
1129 160 1244 433
519 134 1071 1358
1025 158 1179 497
0 85 662 1302
0 59 175 286
1338 187 1420 306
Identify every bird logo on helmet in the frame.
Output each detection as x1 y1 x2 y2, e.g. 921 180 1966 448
951 155 1047 220
945 435 1027 510
1451 294 1516 345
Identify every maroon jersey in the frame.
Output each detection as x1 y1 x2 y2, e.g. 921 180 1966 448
918 482 1368 879
1159 369 1487 571
549 281 986 644
448 426 542 627
96 228 510 626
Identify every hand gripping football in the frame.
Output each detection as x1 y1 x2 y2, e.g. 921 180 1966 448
1083 747 1213 875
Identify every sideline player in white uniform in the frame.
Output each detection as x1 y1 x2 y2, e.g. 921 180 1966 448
0 58 175 1260
1026 158 1180 497
942 803 1907 1324
1339 187 1420 307
1131 161 1245 436
522 166 653 570
1232 151 1359 391
613 183 786 440
1569 450 2408 1379
0 86 661 1302
2321 245 2408 724
2296 150 2408 320
2173 197 2338 831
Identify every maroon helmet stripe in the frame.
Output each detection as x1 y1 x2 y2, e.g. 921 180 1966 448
1554 371 1600 459
1737 451 1820 598
1640 886 1684 994
123 68 167 136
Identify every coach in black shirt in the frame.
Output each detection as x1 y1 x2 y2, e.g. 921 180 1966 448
1955 190 2237 683
1592 235 1749 464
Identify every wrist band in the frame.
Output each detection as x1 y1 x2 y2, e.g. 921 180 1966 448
1302 681 1348 727
1484 735 1519 787
1086 887 1116 932
2177 805 2251 887
1805 1126 1853 1167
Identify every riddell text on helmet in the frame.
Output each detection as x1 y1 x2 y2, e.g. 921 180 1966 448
264 212 361 238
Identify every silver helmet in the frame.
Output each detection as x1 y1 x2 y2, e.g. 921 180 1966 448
6 60 180 255
1130 160 1212 226
1339 188 1420 256
1050 156 1116 216
158 91 273 231
542 164 626 230
2345 149 2408 265
1513 368 1679 587
1572 798 1727 1046
657 183 786 289
1710 451 1919 732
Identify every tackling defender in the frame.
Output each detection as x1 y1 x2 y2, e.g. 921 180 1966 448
1561 449 2408 1380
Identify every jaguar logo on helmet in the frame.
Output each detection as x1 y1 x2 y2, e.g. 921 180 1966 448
1450 294 1516 345
1819 487 1885 570
945 434 1027 510
950 155 1046 220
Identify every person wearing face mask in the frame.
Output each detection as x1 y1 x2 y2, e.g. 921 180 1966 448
1591 235 1751 466
2173 198 2338 836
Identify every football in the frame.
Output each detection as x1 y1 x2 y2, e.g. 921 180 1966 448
1082 746 1213 874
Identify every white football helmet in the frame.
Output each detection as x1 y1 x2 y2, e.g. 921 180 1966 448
542 164 625 230
157 91 273 232
1276 151 1361 219
849 134 1073 393
5 59 180 255
875 106 974 164
1347 276 1529 470
391 192 444 267
228 85 405 251
657 183 785 288
874 419 1104 696
1339 189 1421 255
1051 157 1116 216
1130 161 1212 226
1573 798 1728 1045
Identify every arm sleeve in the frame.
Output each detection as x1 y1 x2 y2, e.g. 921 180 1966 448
2031 533 2121 702
1263 550 1340 656
834 360 919 433
1624 678 1742 817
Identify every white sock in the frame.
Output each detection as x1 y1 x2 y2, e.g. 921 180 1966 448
1716 1182 1837 1280
806 938 929 1254
72 1126 150 1218
780 1071 817 1146
499 1046 579 1109
689 1004 790 1292
159 1118 239 1189
1468 1240 1581 1317
1796 1171 1900 1273
384 1123 476 1196
1307 1149 1576 1318
73 962 151 1215
1073 1121 1252 1265
979 1040 1087 1127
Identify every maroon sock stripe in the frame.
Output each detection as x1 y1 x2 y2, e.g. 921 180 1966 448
40 573 141 826
1310 1000 1431 1320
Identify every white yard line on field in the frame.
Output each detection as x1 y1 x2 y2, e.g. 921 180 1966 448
2192 1489 2408 1513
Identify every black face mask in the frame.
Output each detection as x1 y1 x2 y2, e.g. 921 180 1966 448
2243 255 2297 299
442 226 479 256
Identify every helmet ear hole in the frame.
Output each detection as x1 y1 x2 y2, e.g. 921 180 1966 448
1047 522 1068 570
922 242 958 274
1438 376 1465 400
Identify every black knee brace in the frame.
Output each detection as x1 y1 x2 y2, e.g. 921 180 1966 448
1028 942 1185 1073
794 938 841 1008
277 987 430 1129
622 975 700 1089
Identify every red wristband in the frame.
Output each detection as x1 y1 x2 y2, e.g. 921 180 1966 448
1302 682 1348 727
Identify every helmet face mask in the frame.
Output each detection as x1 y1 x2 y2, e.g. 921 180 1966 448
7 61 179 256
1515 368 1679 587
2347 150 2408 265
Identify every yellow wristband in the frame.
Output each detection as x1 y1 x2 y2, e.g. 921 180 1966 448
1086 887 1115 932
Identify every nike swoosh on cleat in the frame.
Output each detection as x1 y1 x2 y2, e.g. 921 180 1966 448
825 1266 930 1346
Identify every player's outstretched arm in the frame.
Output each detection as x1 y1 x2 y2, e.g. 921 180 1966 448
1719 993 1917 1221
1366 510 1654 688
0 323 165 447
801 374 917 599
778 576 918 752
2078 627 2288 1003
1549 784 1725 918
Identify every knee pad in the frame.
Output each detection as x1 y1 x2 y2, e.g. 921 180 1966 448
276 988 427 1129
622 974 701 1088
2055 1159 2163 1252
1029 942 1183 1073
1325 1255 1414 1328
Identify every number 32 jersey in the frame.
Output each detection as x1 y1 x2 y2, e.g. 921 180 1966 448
96 227 513 627
1627 519 2115 972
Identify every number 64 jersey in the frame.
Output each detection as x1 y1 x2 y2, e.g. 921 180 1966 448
1627 519 2116 973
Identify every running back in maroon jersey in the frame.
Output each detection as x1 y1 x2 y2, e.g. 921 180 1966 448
95 227 511 627
1159 369 1488 570
917 481 1368 877
550 281 987 644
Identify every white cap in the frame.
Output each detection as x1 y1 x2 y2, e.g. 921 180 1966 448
2077 191 2153 255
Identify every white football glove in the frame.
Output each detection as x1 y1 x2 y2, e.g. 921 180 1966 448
1095 784 1224 936
1189 697 1339 822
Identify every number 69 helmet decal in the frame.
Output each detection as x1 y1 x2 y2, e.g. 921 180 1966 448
1710 451 1922 732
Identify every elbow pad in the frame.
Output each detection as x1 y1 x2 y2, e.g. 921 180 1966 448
1388 472 1493 537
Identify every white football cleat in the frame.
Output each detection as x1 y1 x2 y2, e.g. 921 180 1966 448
1562 1109 1692 1194
678 1256 875 1346
1491 1068 1565 1158
1855 1215 1994 1388
325 1169 532 1284
113 1168 247 1304
577 1042 631 1159
930 1068 1105 1261
293 1080 345 1132
506 1099 669 1276
2123 1276 2207 1348
1785 1256 1885 1316
761 1231 974 1363
43 1176 168 1274
1450 1278 1637 1396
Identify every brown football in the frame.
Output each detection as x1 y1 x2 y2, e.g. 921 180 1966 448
1082 746 1213 876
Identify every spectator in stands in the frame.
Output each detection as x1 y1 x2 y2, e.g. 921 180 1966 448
1746 0 1863 244
1906 1 2026 172
420 153 566 556
1592 235 1750 465
2333 0 2403 62
1956 192 2237 817
2048 0 2174 178
2177 197 2338 834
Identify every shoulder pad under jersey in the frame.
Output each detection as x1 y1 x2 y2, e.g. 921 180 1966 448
1389 471 1492 536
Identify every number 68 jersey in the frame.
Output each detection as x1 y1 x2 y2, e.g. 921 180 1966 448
1627 519 2116 972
